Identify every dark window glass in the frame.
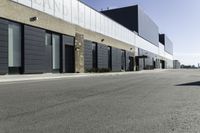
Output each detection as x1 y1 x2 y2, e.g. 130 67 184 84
45 33 52 46
108 46 112 70
121 50 126 70
52 34 60 70
92 42 97 69
8 22 21 67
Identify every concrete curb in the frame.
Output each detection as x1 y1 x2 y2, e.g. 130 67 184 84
0 69 168 83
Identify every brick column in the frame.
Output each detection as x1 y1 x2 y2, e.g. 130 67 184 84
75 33 85 73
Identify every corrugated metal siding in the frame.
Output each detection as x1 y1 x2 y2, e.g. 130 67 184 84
97 43 108 69
111 47 121 72
24 25 46 73
84 40 93 71
0 19 8 74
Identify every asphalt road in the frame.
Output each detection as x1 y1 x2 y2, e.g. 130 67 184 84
0 69 200 133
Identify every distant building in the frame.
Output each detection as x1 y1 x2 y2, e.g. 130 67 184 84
181 65 197 69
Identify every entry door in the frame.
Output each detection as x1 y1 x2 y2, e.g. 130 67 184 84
160 60 165 69
129 57 134 71
135 57 139 71
65 45 75 73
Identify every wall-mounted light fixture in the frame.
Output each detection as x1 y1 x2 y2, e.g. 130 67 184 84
101 39 105 42
30 16 38 22
130 48 133 50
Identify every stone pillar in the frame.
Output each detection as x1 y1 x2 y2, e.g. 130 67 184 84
75 33 85 73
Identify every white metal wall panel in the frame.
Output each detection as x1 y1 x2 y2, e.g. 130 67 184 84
78 2 85 27
114 22 118 39
159 43 165 57
117 24 120 40
113 23 117 39
135 35 159 55
104 18 108 36
18 0 31 7
107 18 111 37
63 0 72 23
108 19 112 38
111 21 115 39
122 27 124 42
165 52 173 60
54 0 63 19
95 12 101 33
44 0 54 15
84 6 90 30
90 9 96 32
32 0 44 11
126 30 129 43
119 25 122 40
118 25 121 41
71 0 78 25
100 15 104 34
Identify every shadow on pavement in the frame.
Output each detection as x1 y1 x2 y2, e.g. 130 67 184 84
176 81 200 86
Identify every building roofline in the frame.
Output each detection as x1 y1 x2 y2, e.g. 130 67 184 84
101 5 138 12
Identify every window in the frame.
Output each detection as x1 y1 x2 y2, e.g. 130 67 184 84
8 23 21 67
108 46 112 70
45 33 52 46
92 42 97 69
52 34 60 70
121 50 126 70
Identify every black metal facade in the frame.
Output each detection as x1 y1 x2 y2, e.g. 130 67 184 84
102 5 159 46
159 34 173 55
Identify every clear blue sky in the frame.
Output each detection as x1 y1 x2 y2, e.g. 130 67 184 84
81 0 200 66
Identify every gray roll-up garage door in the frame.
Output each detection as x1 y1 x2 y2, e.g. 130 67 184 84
23 25 46 74
0 19 8 74
112 47 121 72
97 43 108 69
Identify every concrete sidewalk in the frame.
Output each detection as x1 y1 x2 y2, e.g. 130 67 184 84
0 69 167 83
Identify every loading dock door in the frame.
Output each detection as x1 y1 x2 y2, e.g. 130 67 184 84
65 45 75 73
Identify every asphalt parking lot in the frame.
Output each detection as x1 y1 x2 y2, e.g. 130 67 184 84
0 69 200 133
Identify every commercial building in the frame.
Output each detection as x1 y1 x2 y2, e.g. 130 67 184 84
102 5 174 70
0 0 173 75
